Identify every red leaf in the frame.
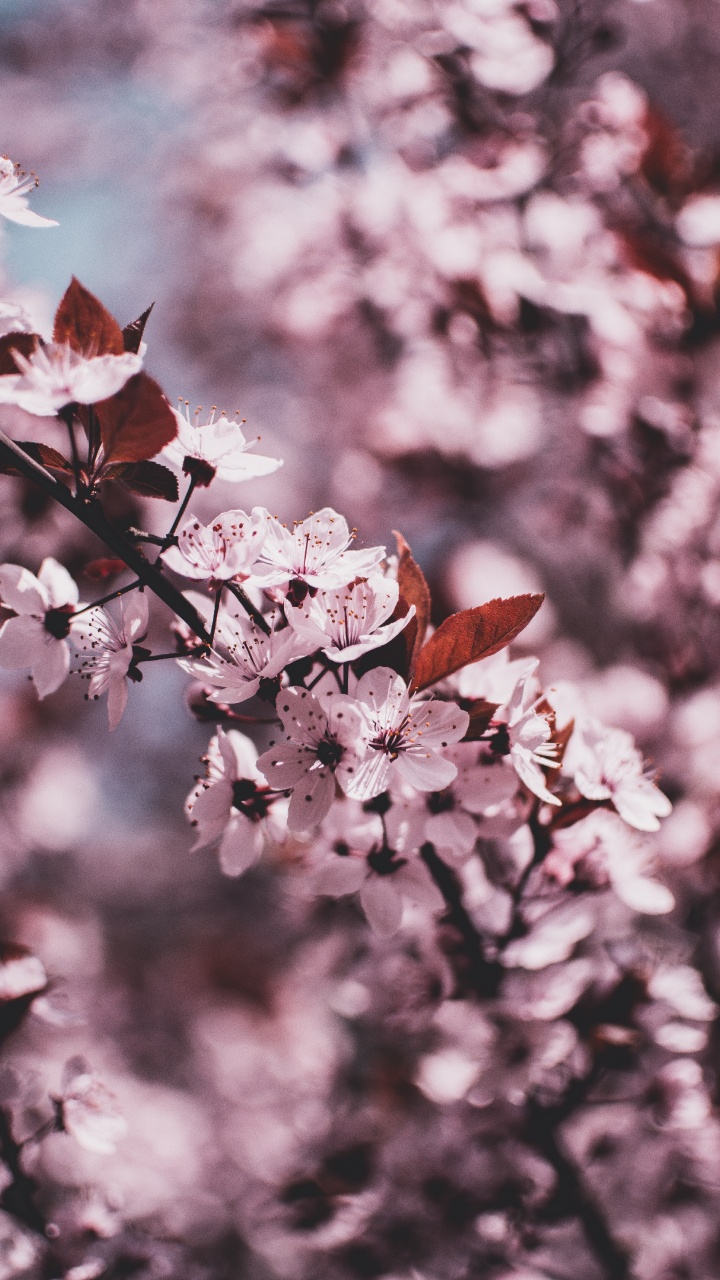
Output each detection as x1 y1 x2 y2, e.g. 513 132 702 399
0 332 40 375
411 594 544 692
123 303 154 354
392 530 431 678
462 699 499 741
53 277 124 356
103 459 179 501
96 373 178 464
0 440 73 476
84 558 128 581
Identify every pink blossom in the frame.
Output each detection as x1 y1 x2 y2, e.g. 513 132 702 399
284 572 414 663
0 341 142 416
162 508 266 582
0 558 79 697
178 606 308 704
501 670 560 806
162 403 282 484
567 716 672 831
73 593 149 730
249 507 386 594
0 156 58 228
187 729 283 875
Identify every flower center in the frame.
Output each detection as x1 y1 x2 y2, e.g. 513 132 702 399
427 789 455 814
366 845 407 877
43 605 74 640
232 778 273 821
316 736 343 769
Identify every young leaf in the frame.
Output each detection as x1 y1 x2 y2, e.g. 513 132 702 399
462 699 499 742
84 558 128 581
104 459 179 501
96 373 178 464
393 530 431 677
411 594 544 692
53 277 124 356
0 332 40 375
123 303 154 354
0 440 73 476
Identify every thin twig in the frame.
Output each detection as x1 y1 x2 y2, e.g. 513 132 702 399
224 580 271 635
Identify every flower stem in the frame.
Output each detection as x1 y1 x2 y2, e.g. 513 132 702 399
166 474 197 541
72 577 142 618
224 580 271 636
419 842 500 998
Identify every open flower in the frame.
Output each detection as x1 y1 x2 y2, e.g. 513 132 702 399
342 667 470 801
567 716 672 831
250 507 386 597
73 593 149 731
501 670 560 806
186 729 283 875
162 403 282 486
0 156 58 228
0 558 79 697
284 573 414 663
0 341 142 416
178 606 307 704
258 686 371 830
162 509 266 582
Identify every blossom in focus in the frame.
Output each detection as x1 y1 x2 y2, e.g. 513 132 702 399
567 716 672 832
309 799 445 936
249 507 386 596
258 686 371 830
342 667 469 801
187 729 283 875
0 558 79 697
73 593 149 731
0 341 142 416
162 508 266 582
284 572 414 663
162 403 282 485
178 606 307 703
57 1068 127 1155
0 156 58 227
502 670 560 806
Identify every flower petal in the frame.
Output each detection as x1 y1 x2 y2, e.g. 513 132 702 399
360 876 404 936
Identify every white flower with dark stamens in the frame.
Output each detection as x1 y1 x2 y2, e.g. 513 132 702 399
342 667 470 802
500 670 560 806
162 508 266 582
249 507 385 597
0 559 79 698
0 341 142 417
178 607 310 704
567 715 672 832
309 799 445 936
186 729 282 875
0 156 58 228
257 686 370 831
285 573 415 663
73 593 149 731
162 403 282 486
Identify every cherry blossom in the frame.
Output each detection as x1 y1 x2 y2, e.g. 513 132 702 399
56 1066 127 1156
186 729 283 875
545 808 674 914
0 156 58 228
342 667 470 801
284 572 414 663
0 341 142 416
309 799 444 935
178 606 307 704
500 669 560 806
162 508 266 582
162 402 282 486
249 507 385 597
567 716 672 831
73 593 149 730
0 558 80 698
258 686 371 830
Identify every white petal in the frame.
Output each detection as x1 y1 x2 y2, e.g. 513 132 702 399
426 809 477 857
0 563 46 614
123 592 149 640
615 875 674 915
360 876 404 936
69 352 142 404
341 750 392 801
32 636 70 698
218 814 263 876
397 750 458 792
191 778 234 829
287 768 336 831
257 743 312 788
0 205 58 228
395 859 445 911
0 614 47 668
37 557 78 607
314 856 366 897
107 676 128 731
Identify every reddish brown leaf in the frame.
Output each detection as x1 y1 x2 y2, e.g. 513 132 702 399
84 558 128 581
411 594 544 693
462 699 499 742
0 332 40 375
393 530 431 677
640 107 693 201
96 373 178 464
103 459 179 501
123 303 154 354
53 277 124 356
0 440 73 476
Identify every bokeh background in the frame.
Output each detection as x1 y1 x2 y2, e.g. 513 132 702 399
2 1 720 1277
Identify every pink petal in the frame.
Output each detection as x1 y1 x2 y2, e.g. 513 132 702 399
360 876 404 936
0 564 46 614
287 767 336 831
0 614 47 668
32 636 70 699
218 814 263 876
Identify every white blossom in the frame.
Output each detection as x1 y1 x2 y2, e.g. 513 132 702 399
502 669 560 806
73 593 149 731
545 808 674 914
162 508 266 582
178 606 307 704
249 507 385 595
284 572 414 663
162 403 282 483
186 729 283 875
0 156 58 228
0 341 142 416
567 715 672 831
342 667 469 801
0 558 79 697
258 686 371 830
